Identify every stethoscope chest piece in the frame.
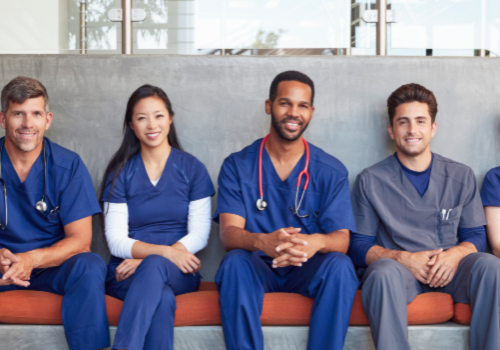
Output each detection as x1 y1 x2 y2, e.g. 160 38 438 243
256 197 267 211
36 200 47 212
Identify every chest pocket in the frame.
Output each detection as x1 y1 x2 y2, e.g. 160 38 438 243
435 206 461 248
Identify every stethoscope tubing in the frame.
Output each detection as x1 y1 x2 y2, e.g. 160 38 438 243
257 134 310 217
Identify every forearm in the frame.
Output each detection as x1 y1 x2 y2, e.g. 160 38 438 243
220 225 262 252
365 245 404 265
131 241 172 259
23 235 91 269
447 242 476 259
317 229 350 254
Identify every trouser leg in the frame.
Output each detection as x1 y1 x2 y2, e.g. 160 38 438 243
215 250 280 350
110 255 199 350
439 253 500 350
361 258 421 350
29 253 110 350
285 252 358 350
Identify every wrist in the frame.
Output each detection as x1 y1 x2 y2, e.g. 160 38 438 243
19 252 38 269
394 250 409 265
254 233 266 251
161 246 174 260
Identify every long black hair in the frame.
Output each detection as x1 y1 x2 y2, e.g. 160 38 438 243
98 84 182 213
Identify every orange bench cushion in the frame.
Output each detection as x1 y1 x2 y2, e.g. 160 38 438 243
0 281 453 326
452 303 472 325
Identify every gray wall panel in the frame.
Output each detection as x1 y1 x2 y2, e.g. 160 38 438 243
0 55 499 280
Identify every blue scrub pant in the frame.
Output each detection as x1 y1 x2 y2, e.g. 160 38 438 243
0 252 110 350
215 249 359 350
106 255 200 350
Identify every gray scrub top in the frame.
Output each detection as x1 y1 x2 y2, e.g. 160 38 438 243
352 154 486 252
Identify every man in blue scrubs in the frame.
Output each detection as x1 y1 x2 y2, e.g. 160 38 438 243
214 71 358 350
350 83 500 350
0 77 109 350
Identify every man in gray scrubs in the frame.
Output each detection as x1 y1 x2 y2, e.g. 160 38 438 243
350 83 500 350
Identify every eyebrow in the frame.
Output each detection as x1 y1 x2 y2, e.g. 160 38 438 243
136 110 164 116
396 116 428 121
278 97 311 106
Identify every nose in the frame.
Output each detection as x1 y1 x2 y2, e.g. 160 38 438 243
146 117 157 129
408 120 418 135
288 104 301 118
22 114 35 129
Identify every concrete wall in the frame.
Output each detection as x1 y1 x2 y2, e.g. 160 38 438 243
0 55 499 281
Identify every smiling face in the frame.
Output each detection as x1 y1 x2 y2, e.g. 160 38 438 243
0 96 52 152
388 101 437 157
129 96 172 149
266 80 315 142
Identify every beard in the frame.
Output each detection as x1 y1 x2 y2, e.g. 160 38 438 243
270 109 309 142
5 127 42 153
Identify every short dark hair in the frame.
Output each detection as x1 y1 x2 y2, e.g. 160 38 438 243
1 76 49 114
387 83 438 125
269 70 315 105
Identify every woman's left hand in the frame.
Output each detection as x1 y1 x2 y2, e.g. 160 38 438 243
116 259 143 282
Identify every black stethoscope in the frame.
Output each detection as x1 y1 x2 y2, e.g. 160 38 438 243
0 139 48 229
256 134 311 218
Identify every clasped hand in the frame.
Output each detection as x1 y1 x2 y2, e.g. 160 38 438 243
0 248 34 287
258 228 323 268
400 248 462 288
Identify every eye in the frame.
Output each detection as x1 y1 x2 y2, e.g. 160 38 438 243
138 116 146 120
156 114 163 118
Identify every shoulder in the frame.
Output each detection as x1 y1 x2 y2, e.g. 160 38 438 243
46 138 86 173
221 139 260 169
433 153 475 184
357 155 398 182
484 166 500 184
308 143 348 177
171 148 208 174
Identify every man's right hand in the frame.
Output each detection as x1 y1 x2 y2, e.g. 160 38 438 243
0 248 18 275
397 248 443 284
256 228 308 265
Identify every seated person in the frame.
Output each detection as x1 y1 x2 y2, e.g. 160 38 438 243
0 77 109 349
350 83 500 350
214 71 358 350
480 167 500 257
100 85 214 350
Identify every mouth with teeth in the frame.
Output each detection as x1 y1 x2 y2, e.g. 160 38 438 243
405 138 421 144
145 132 160 140
280 118 303 133
17 130 37 140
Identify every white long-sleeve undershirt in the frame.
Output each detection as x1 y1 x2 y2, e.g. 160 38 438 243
103 195 212 259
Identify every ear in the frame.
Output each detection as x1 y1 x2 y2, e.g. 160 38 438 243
388 124 395 140
0 112 6 130
309 105 315 121
265 99 272 115
430 121 438 138
44 112 54 131
169 114 173 125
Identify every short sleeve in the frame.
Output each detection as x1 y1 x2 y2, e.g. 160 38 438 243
189 158 215 202
481 167 500 206
59 157 101 226
459 169 487 228
351 173 380 236
101 169 128 204
318 174 356 233
213 157 246 223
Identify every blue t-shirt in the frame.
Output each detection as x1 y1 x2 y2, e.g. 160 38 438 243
102 148 215 251
0 137 101 254
214 138 356 237
395 153 433 197
481 166 500 206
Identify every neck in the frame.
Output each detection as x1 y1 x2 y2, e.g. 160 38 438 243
3 137 43 183
140 138 171 166
265 128 305 165
396 147 432 172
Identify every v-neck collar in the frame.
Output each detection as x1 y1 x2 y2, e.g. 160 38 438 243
390 154 437 206
136 148 174 193
262 146 307 189
1 139 45 189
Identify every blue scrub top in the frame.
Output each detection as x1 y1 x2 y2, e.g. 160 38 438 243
0 137 101 254
102 148 215 250
214 138 356 235
481 166 500 206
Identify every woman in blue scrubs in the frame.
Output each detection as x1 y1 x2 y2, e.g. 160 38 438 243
99 85 215 350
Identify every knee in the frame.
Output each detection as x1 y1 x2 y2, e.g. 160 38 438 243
137 254 172 273
363 259 403 288
472 253 500 276
321 253 356 277
69 253 106 281
216 249 254 282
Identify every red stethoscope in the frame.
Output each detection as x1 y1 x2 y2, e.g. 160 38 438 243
256 134 310 218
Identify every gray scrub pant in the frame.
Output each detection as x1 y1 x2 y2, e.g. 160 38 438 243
361 253 500 350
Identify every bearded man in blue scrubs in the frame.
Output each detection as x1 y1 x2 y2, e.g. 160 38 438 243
0 77 109 350
214 71 358 350
350 83 500 350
